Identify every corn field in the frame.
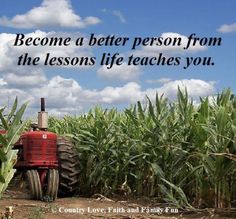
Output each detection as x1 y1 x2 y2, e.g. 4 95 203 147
48 89 236 209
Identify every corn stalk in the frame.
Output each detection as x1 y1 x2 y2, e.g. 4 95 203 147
0 98 27 198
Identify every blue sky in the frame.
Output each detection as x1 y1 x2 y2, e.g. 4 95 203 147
0 0 235 116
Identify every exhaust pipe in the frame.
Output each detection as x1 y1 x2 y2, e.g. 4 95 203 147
41 97 45 112
38 97 48 130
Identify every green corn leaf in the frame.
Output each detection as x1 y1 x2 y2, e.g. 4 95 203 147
7 97 18 122
0 174 5 183
0 150 7 162
0 111 8 130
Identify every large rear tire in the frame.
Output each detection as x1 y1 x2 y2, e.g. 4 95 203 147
57 137 79 197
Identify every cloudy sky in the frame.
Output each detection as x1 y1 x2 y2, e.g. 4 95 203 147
0 0 235 116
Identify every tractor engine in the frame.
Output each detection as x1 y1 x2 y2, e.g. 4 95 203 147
14 131 58 168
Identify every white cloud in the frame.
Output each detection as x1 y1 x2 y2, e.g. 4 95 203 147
3 70 47 89
98 82 142 104
0 79 7 86
41 78 215 108
0 0 101 29
146 78 172 84
145 79 216 100
112 10 126 23
0 33 16 71
97 63 140 81
0 87 30 110
31 75 82 109
0 74 216 117
217 22 236 33
134 32 207 57
101 9 126 23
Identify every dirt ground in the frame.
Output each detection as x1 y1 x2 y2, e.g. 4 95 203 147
1 184 236 219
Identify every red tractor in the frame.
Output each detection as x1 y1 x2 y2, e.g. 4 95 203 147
13 98 79 201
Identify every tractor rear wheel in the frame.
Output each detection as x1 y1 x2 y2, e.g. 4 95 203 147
26 170 42 200
57 137 79 197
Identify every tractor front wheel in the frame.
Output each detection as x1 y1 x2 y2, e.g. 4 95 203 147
57 137 79 197
45 169 59 201
26 170 42 200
